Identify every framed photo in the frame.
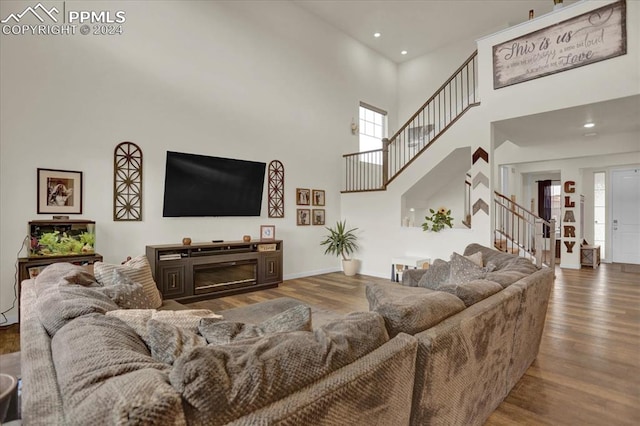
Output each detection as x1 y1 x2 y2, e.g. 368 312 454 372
260 225 276 241
312 209 325 225
312 189 325 206
37 168 83 214
297 209 311 226
296 188 310 205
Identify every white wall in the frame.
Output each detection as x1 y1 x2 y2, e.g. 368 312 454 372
397 37 478 124
0 0 397 323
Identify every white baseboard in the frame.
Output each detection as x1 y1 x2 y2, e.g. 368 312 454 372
0 311 19 326
284 267 341 280
559 263 581 270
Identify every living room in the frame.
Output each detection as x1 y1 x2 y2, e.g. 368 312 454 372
0 0 639 423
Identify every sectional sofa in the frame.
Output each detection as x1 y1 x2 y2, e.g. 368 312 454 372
19 243 553 425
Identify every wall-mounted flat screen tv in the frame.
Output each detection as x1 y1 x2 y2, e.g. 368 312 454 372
163 151 266 217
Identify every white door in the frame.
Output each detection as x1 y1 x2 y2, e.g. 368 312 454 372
611 168 640 264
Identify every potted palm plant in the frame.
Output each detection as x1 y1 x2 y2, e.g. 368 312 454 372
320 220 359 276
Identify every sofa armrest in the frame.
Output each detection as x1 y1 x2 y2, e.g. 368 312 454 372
401 269 428 287
19 280 67 425
227 333 418 426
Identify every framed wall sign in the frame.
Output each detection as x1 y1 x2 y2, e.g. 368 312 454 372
493 0 626 89
37 168 83 214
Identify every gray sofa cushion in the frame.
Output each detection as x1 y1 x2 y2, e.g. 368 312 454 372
51 314 185 425
417 259 451 289
464 243 539 288
198 305 312 345
437 279 504 307
169 311 389 426
98 270 152 309
366 282 466 337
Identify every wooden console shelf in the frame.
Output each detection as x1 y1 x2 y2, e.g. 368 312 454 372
146 240 283 303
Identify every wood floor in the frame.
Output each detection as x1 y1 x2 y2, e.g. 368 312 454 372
1 263 638 424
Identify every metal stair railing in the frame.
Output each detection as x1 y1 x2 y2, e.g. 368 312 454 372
494 191 556 268
343 50 479 193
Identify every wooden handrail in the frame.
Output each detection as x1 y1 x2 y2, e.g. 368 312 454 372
493 191 539 219
343 148 383 158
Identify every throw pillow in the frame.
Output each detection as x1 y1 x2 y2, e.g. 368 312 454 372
97 269 153 309
447 252 487 285
198 305 312 345
94 255 163 309
465 251 483 267
416 259 451 290
366 282 466 336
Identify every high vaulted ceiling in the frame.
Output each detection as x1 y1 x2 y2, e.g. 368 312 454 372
291 1 638 148
292 0 578 63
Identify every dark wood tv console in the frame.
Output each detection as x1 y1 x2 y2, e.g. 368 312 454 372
146 240 282 303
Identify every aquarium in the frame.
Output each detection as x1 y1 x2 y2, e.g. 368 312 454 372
28 220 96 257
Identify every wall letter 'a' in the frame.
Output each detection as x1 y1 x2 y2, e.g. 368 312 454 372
563 210 575 222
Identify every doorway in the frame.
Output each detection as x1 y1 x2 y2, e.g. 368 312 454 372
611 168 640 264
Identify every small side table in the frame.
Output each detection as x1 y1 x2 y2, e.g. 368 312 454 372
580 245 601 269
391 256 430 282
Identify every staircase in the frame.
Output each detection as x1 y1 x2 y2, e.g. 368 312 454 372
342 51 479 193
494 191 556 268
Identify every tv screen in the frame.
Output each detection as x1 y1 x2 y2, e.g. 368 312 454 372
163 151 266 217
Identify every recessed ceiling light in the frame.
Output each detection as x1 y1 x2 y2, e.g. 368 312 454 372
374 32 381 38
583 122 595 128
401 50 408 55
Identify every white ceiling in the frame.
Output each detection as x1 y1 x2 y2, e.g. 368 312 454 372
292 0 578 63
493 95 640 146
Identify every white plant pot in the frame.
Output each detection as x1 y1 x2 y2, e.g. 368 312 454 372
342 259 359 276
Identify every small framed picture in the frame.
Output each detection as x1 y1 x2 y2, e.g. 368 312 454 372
297 209 311 226
37 168 83 214
312 189 325 206
260 225 276 241
296 188 310 205
312 209 325 225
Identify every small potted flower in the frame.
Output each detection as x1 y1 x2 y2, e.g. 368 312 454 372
422 207 454 232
